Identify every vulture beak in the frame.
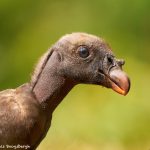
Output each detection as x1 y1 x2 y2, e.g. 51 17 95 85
108 68 130 95
101 55 130 95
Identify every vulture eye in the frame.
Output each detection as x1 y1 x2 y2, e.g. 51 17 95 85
78 46 89 58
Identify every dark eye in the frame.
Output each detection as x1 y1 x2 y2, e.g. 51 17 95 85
78 47 89 58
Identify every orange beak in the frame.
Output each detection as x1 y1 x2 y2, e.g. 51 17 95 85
109 69 130 95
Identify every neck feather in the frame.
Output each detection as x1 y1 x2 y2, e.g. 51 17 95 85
31 50 76 113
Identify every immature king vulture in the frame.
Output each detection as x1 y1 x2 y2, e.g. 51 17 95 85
0 33 130 150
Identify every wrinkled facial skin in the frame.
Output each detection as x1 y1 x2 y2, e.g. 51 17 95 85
55 33 130 95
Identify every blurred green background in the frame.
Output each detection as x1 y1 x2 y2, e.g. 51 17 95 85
0 0 150 150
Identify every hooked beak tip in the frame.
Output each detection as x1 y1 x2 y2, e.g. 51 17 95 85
109 69 130 96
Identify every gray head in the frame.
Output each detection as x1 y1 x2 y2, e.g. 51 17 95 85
32 33 130 95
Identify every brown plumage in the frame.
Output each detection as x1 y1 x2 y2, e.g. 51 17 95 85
0 33 130 150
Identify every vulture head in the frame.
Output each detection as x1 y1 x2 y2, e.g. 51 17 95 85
49 33 130 95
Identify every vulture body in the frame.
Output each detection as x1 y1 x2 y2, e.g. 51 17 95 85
0 84 49 149
0 33 130 150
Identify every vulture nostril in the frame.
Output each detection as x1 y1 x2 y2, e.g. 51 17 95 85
108 57 113 64
107 56 114 66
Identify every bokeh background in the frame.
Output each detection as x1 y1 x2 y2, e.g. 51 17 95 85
0 0 150 150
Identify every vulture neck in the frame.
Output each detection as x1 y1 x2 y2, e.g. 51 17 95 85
31 51 76 114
